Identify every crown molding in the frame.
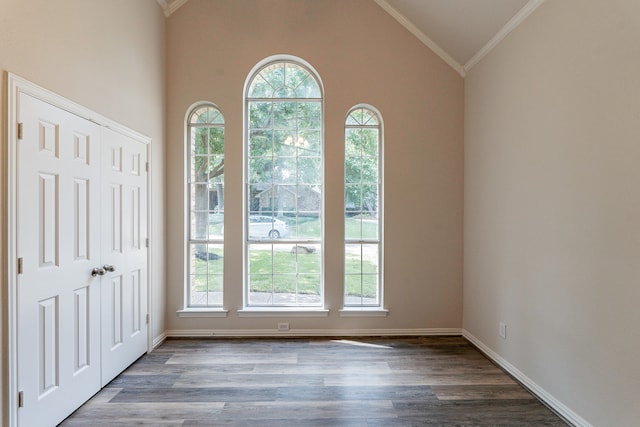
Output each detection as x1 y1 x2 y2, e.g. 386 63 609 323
156 0 190 17
464 0 545 72
373 0 466 78
155 0 543 76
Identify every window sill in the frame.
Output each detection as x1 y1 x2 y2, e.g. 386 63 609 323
339 308 389 317
238 308 330 318
176 308 229 318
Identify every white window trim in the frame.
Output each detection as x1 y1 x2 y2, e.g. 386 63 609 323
343 104 385 310
242 55 326 310
237 308 329 318
339 308 389 317
176 308 229 318
184 101 226 309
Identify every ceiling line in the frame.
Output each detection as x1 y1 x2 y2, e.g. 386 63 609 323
464 0 545 72
158 0 544 79
373 0 466 78
158 0 189 17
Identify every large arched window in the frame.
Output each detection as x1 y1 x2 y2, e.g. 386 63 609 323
186 104 225 307
244 57 323 307
344 105 383 308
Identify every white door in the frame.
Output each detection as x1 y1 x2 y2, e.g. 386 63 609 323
17 93 102 426
16 91 150 426
100 127 148 385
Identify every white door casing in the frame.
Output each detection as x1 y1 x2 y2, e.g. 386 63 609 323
7 74 152 427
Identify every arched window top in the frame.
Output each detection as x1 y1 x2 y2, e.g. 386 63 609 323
346 106 380 127
188 104 224 125
244 56 324 308
343 104 383 309
247 60 321 99
185 102 225 308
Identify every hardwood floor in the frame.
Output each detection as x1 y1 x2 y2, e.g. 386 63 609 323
60 336 567 426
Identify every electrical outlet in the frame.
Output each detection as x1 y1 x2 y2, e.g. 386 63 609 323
499 322 507 339
278 322 290 331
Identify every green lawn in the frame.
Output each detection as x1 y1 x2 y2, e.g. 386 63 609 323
248 249 320 294
207 215 377 240
344 216 378 240
286 216 321 239
192 248 378 298
190 246 223 292
193 216 379 298
280 215 378 240
208 213 224 236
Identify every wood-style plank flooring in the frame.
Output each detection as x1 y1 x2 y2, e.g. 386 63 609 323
60 336 567 426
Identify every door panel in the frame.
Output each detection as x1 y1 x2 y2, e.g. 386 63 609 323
17 93 149 426
100 127 148 386
17 94 102 427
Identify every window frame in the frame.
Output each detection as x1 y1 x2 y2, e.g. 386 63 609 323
342 104 385 313
183 102 226 312
242 55 326 311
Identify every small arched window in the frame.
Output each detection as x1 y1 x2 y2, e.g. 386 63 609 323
244 56 324 307
344 105 383 308
186 103 225 307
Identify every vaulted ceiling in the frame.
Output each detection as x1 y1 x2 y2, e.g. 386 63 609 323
156 0 545 77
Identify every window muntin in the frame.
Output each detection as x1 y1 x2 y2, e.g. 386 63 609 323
187 104 225 307
344 106 383 307
245 59 323 307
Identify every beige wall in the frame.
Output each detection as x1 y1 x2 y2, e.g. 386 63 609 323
0 0 167 423
166 0 464 332
5 0 637 424
464 0 640 425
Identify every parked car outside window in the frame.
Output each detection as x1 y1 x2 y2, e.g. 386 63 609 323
221 215 289 239
249 215 288 239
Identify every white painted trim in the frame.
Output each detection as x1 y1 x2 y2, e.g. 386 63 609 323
242 55 326 310
165 328 461 338
6 73 153 427
464 0 545 72
373 0 466 78
166 329 219 338
176 309 229 318
182 101 226 311
152 332 168 349
237 309 330 318
165 0 189 17
6 71 21 427
155 0 542 77
339 308 389 317
156 0 168 12
156 0 190 17
146 134 153 355
6 74 151 145
462 330 591 427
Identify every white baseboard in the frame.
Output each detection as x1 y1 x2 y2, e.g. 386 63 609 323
462 329 591 427
152 331 168 348
163 327 462 338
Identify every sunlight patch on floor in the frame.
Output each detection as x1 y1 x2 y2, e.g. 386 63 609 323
330 339 392 349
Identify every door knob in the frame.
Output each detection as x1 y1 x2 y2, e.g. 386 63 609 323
103 264 116 273
91 267 106 277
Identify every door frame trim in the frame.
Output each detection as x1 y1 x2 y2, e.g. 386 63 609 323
5 73 152 427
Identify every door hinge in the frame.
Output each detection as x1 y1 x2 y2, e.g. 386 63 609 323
145 162 149 172
18 391 24 408
146 238 149 248
146 314 149 325
17 122 23 140
17 258 23 275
